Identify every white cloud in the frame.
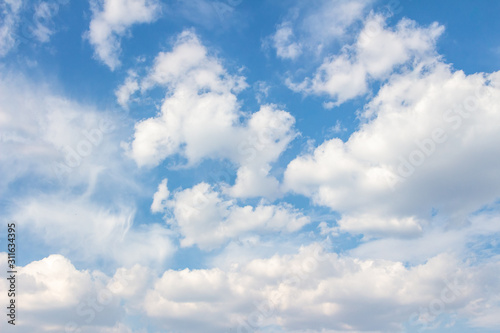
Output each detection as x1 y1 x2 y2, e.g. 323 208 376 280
0 253 146 333
350 210 500 264
115 70 139 108
0 0 67 55
289 14 444 105
2 241 500 332
284 58 500 236
2 5 499 333
0 71 175 268
151 178 169 213
0 72 123 193
87 0 161 70
19 255 95 311
127 31 297 199
268 0 372 59
272 22 302 60
301 0 371 44
141 245 500 332
226 104 297 199
162 182 310 250
127 31 246 167
31 1 62 43
11 194 175 267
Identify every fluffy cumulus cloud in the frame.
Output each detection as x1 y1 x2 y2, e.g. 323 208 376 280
2 246 500 332
0 253 145 333
285 56 500 236
272 22 302 60
152 181 310 250
126 31 297 199
87 0 161 70
288 14 444 106
3 2 500 332
151 178 170 213
115 70 139 108
127 30 247 167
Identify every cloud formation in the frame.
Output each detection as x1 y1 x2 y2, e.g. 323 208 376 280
2 2 500 332
3 246 500 332
87 0 161 70
0 0 23 56
127 31 297 199
288 14 444 105
154 181 310 250
285 59 500 236
269 0 372 59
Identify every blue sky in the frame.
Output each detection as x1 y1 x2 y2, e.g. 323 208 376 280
1 0 500 332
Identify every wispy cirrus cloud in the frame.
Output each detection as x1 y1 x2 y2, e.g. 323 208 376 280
0 0 23 56
267 0 373 60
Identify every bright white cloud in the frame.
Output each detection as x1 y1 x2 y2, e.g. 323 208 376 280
115 70 139 108
127 31 245 167
127 31 296 199
87 0 161 70
140 245 500 332
289 14 444 105
285 59 500 236
226 104 297 199
0 253 144 332
151 178 169 213
2 241 500 332
272 22 302 60
2 4 500 333
19 255 95 311
161 182 310 250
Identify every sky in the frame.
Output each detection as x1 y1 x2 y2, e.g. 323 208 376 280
1 0 500 332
